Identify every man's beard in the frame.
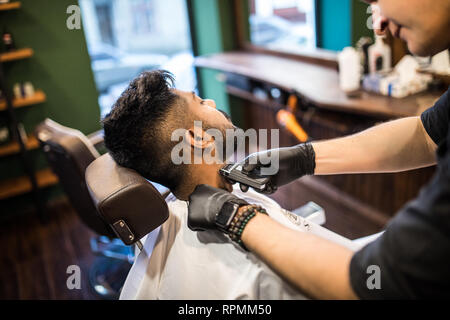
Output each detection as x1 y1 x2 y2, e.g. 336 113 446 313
203 121 239 163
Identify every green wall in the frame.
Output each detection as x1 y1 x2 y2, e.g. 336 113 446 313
1 0 100 216
190 0 249 128
318 0 372 51
351 0 373 46
190 0 236 117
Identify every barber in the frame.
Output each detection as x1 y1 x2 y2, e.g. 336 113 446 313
187 0 450 299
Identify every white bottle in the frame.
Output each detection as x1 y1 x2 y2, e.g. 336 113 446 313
13 83 22 99
368 35 391 74
431 50 450 75
23 82 35 98
338 47 361 93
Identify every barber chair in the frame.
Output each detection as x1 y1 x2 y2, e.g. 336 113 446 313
35 118 157 299
85 153 170 250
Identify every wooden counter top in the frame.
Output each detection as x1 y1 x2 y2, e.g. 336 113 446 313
195 52 444 119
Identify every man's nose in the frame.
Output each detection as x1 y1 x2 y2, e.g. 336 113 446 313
371 4 389 36
204 99 216 109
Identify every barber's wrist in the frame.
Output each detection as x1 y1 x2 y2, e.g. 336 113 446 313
225 204 268 250
240 212 271 250
294 142 316 176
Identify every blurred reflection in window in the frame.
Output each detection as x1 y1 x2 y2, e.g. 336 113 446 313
249 0 317 53
131 0 155 34
80 0 196 117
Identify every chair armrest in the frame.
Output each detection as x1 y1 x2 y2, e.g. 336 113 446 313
87 129 104 150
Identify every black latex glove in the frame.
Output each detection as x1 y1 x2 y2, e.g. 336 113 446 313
240 142 316 194
187 184 248 231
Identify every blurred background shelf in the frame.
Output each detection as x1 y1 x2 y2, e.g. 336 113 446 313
0 48 33 63
0 135 39 157
0 90 46 111
0 1 21 11
0 167 58 201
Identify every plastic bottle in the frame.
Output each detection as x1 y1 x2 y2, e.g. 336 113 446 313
368 35 391 74
24 82 35 98
2 28 15 52
338 47 361 93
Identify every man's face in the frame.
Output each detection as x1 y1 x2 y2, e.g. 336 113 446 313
366 0 450 56
175 89 234 136
174 89 235 193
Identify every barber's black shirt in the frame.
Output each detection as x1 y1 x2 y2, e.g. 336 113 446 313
349 87 450 299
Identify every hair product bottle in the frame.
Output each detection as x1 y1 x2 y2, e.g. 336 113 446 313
368 35 391 74
2 28 15 52
338 47 362 93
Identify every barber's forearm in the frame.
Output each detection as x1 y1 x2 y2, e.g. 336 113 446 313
312 117 437 175
241 213 358 299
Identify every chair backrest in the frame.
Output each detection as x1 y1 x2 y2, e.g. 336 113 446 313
35 118 115 237
85 153 169 245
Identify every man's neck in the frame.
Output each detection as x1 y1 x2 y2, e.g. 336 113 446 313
172 164 226 201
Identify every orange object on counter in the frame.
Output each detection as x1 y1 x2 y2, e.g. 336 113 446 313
276 109 308 142
276 93 309 142
287 94 298 113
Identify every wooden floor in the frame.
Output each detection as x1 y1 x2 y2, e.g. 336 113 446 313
0 198 98 299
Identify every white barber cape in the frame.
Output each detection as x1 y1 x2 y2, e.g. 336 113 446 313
120 186 360 300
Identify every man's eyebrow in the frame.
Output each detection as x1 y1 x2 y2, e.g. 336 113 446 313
191 91 196 101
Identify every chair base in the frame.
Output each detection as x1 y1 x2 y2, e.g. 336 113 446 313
89 256 132 300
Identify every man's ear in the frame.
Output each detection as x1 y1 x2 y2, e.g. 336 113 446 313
185 127 215 150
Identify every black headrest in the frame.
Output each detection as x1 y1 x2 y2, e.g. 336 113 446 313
85 153 169 245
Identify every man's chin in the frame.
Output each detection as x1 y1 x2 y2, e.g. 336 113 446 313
220 176 234 192
406 37 442 57
224 181 233 193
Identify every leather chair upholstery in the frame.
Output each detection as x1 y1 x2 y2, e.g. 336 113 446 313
85 153 169 246
35 118 114 237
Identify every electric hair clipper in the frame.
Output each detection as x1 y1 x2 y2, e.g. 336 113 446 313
219 163 270 192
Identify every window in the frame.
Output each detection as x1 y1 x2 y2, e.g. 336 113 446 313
249 0 317 53
130 0 155 34
80 0 196 117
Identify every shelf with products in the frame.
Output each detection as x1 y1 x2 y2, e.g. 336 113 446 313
0 48 33 63
0 1 53 218
0 167 58 201
0 1 21 11
0 90 46 111
0 134 39 157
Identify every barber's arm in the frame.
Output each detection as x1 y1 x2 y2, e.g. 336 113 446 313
240 212 357 299
187 184 358 299
241 116 437 193
313 116 436 175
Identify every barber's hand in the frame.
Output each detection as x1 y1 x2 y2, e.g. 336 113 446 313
240 142 316 194
188 184 248 231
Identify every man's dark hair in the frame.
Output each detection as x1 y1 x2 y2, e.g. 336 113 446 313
102 70 188 190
